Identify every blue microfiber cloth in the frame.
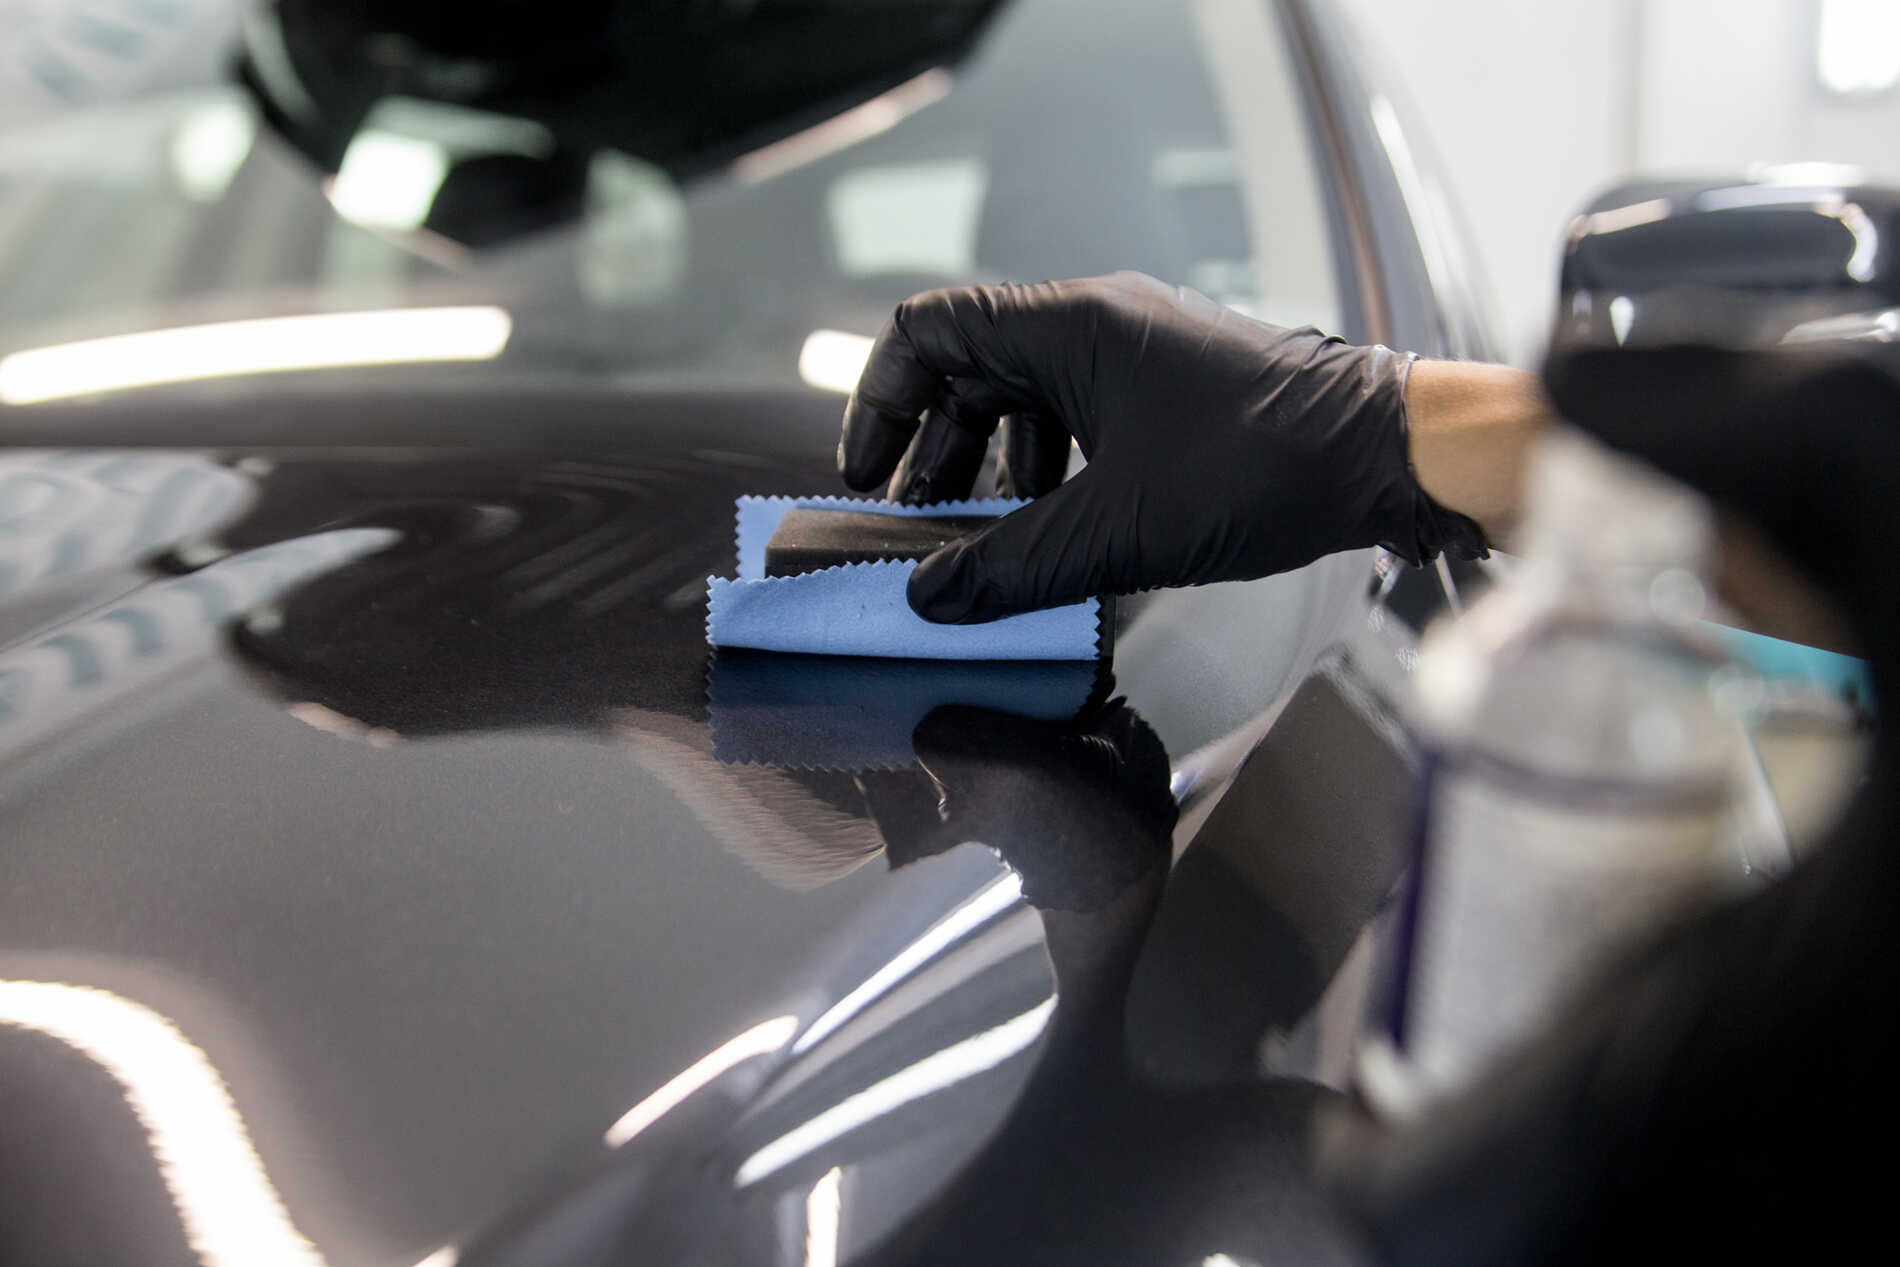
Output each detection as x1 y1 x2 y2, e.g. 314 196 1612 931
705 496 1102 660
708 650 1100 769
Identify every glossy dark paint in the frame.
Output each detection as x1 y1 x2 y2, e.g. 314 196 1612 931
0 396 1399 1266
0 3 1473 1264
1558 174 1900 348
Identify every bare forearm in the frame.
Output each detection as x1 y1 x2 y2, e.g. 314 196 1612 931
1404 359 1855 651
1405 359 1550 548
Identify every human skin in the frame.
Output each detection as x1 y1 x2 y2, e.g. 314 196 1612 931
1407 360 1854 653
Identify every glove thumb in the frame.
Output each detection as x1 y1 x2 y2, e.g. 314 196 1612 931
907 473 1111 623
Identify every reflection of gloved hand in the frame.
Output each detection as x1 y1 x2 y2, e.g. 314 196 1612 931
861 699 1176 911
1331 341 1900 1265
837 272 1486 623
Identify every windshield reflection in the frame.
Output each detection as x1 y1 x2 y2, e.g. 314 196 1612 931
199 444 1332 1267
0 0 1340 392
208 448 1186 917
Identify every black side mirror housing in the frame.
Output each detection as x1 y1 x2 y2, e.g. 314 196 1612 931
1557 167 1900 348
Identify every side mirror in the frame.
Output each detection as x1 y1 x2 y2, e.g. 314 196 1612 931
1557 166 1900 348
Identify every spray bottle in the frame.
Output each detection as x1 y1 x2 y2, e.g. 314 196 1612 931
1359 427 1753 1116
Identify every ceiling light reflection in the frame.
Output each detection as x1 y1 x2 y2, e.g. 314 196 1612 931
1840 201 1880 281
1570 197 1672 240
793 873 1023 1056
749 909 1044 1118
735 994 1055 1188
328 132 451 231
287 702 401 749
1818 0 1900 95
798 330 876 395
1609 295 1635 345
804 1166 843 1267
0 979 326 1267
1695 185 1841 212
1691 188 1882 284
1755 162 1867 188
735 69 952 185
1780 307 1900 344
604 1015 798 1148
0 307 512 405
171 98 258 204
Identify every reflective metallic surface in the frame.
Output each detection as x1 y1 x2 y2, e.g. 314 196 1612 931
0 401 1404 1265
1558 168 1900 349
0 1 1477 1263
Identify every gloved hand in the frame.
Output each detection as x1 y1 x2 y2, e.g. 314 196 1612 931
1328 338 1900 1265
837 272 1486 623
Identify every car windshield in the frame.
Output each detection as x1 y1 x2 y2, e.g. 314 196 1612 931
0 0 1340 400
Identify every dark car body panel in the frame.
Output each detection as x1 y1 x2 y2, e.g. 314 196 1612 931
0 410 1392 1266
0 2 1475 1263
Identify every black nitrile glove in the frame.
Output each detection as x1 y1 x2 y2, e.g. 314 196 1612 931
1330 339 1900 1265
837 272 1487 623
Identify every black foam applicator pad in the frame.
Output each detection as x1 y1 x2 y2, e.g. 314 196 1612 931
763 508 993 578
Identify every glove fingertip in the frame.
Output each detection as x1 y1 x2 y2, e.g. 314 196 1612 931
911 542 1030 625
839 408 915 491
907 546 978 624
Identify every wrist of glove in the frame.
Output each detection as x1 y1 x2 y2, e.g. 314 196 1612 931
837 272 1486 624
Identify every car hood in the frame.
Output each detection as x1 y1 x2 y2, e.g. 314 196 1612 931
0 374 1396 1266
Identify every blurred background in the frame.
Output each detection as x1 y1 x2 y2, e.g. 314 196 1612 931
4 0 1898 363
1341 0 1900 361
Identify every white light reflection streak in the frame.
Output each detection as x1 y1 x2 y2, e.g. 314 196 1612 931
735 995 1055 1189
0 307 512 405
0 980 326 1267
1694 186 1843 212
603 1015 798 1149
1570 197 1672 240
805 1167 843 1267
1692 188 1882 284
734 70 952 184
1840 201 1880 282
1367 94 1454 312
793 872 1022 1056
